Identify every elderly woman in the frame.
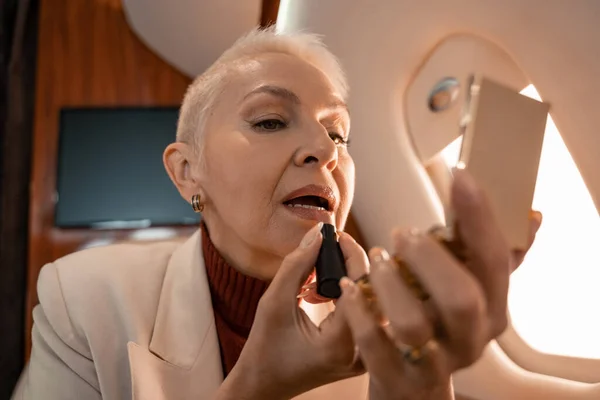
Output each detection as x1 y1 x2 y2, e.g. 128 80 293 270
15 28 540 400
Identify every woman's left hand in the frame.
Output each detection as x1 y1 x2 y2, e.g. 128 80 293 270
337 168 542 400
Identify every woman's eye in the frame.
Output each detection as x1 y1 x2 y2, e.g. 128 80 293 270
254 119 287 131
330 133 350 146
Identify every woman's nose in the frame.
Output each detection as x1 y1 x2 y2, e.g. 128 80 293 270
293 126 339 171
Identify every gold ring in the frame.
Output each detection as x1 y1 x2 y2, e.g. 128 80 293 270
354 274 374 299
397 339 439 365
393 256 430 301
353 259 431 302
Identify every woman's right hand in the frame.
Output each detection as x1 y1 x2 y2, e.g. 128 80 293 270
215 222 369 400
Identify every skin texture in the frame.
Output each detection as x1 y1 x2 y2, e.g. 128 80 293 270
164 53 354 280
164 53 543 399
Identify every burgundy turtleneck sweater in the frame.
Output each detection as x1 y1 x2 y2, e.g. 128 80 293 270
200 224 269 376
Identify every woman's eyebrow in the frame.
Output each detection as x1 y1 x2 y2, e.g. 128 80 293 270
242 85 301 105
241 85 348 112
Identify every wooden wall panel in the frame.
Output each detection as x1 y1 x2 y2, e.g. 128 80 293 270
26 0 193 359
261 0 280 26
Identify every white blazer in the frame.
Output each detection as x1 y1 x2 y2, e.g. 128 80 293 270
12 231 368 400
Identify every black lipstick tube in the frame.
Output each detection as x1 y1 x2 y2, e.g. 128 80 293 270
315 223 347 299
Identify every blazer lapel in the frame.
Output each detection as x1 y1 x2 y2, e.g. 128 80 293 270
127 231 223 400
126 231 368 400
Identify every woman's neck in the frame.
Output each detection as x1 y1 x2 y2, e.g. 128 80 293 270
201 220 282 282
200 222 270 374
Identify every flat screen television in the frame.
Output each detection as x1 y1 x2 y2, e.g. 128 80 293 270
55 107 201 229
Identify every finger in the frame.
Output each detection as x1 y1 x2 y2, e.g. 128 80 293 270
393 230 488 368
368 247 433 347
302 270 316 289
339 232 369 280
528 210 543 243
300 287 333 304
298 232 368 304
316 233 370 344
451 168 511 321
265 222 323 308
337 277 405 389
512 210 543 270
301 281 316 291
315 307 365 372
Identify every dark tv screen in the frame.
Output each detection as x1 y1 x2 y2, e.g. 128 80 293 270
55 107 200 229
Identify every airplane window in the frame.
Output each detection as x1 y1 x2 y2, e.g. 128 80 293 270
441 85 600 360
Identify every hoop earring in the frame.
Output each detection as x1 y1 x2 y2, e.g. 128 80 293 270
191 194 204 213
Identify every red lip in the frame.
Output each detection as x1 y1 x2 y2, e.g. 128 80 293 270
282 184 338 212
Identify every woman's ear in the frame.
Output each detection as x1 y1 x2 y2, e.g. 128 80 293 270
163 142 205 204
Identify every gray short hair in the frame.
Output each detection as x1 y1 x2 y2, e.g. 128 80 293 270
176 27 348 156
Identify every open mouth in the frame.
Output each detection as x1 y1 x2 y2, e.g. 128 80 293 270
283 195 331 212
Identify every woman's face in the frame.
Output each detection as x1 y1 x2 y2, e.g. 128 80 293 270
193 53 354 279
